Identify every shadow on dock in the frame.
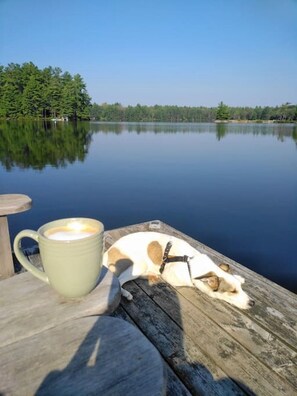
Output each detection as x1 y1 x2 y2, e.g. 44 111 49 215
113 279 256 395
33 278 256 395
34 280 165 396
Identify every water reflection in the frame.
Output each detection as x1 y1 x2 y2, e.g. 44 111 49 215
89 121 297 142
216 123 227 140
0 121 296 171
0 121 92 170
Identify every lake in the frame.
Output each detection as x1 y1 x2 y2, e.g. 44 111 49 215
1 120 296 293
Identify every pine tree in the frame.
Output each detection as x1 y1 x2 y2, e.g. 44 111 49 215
22 74 44 117
216 101 230 121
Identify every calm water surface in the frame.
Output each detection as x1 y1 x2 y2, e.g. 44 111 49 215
1 121 296 292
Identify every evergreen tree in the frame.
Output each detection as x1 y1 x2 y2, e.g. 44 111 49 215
43 67 62 118
216 101 230 120
0 64 22 117
60 73 90 119
22 73 44 117
72 74 91 119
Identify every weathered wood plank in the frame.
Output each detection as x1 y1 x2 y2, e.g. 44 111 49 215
157 222 297 351
0 267 121 348
0 316 166 396
135 278 297 393
113 305 192 396
105 221 297 350
179 286 297 388
119 282 247 396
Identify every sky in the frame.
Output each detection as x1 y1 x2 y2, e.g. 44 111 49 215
0 0 296 107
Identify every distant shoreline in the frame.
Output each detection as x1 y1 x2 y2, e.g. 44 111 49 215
214 119 295 124
0 117 296 124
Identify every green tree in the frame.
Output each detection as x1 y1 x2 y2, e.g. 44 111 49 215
72 74 91 119
45 67 62 118
261 106 272 121
22 72 44 117
61 73 91 120
0 64 23 117
216 101 230 121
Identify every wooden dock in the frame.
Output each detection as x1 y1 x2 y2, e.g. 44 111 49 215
3 219 296 395
104 220 297 396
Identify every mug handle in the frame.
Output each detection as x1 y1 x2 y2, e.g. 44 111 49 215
13 230 49 284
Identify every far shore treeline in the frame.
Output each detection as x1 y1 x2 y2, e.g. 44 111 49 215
1 62 297 122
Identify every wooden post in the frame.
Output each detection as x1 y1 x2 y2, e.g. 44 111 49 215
0 194 32 280
0 217 14 279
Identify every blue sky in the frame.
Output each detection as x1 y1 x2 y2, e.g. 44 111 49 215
1 0 296 107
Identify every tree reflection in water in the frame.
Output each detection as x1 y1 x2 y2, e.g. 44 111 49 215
0 121 92 170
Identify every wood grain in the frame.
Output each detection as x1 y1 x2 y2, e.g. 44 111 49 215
1 220 296 395
0 316 166 396
0 267 121 348
106 220 297 395
0 194 32 279
0 217 14 279
0 194 32 216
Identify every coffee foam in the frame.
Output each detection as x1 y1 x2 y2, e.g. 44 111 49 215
44 225 97 241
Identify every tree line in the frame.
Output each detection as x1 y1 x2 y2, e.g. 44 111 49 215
0 63 91 120
90 101 297 122
1 62 296 122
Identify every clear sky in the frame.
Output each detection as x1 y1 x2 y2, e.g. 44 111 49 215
1 0 296 107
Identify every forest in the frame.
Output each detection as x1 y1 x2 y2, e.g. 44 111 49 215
0 63 91 120
1 63 296 122
90 101 297 123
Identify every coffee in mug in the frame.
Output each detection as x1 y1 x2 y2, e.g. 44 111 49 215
44 224 98 241
13 218 104 298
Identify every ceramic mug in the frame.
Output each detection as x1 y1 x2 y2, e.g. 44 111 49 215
13 218 104 298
